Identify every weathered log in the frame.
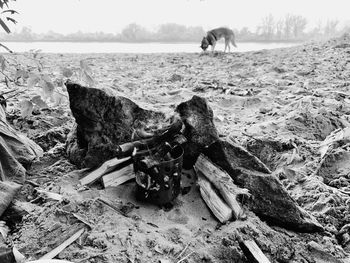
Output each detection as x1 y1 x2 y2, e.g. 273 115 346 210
195 154 249 220
66 81 173 168
204 139 323 232
197 173 232 223
102 163 135 187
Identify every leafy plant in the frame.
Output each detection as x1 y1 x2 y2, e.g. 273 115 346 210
0 49 96 117
0 0 17 33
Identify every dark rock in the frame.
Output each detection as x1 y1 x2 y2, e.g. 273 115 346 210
65 81 167 168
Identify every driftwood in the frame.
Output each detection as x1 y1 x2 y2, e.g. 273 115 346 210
197 173 232 223
66 81 181 168
195 154 248 220
204 139 323 232
102 163 135 188
239 239 271 263
39 228 85 260
177 95 322 232
79 157 131 186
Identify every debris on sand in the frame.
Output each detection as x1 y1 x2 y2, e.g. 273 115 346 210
4 35 350 262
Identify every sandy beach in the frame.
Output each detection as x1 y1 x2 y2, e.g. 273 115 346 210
3 34 350 262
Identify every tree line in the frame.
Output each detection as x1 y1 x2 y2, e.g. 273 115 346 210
0 15 348 43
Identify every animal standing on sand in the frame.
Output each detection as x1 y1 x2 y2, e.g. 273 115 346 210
200 27 237 52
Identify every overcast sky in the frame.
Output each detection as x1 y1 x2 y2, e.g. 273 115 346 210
9 0 350 34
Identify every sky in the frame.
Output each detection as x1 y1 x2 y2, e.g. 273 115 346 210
7 0 350 34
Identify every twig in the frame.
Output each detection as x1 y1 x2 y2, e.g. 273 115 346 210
39 228 85 260
0 88 17 96
0 69 14 82
176 251 195 263
96 197 128 217
176 243 190 259
75 253 105 263
2 90 25 101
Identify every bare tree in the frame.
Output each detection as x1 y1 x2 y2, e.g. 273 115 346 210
156 23 187 41
275 18 284 40
291 15 307 38
283 14 293 39
121 23 150 41
324 19 339 37
258 14 275 40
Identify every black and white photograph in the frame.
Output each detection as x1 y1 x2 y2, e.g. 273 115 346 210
1 0 350 262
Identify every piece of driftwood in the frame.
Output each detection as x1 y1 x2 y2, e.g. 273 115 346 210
239 240 271 263
205 139 323 232
197 173 232 223
102 163 135 187
66 81 180 168
176 95 322 232
39 228 85 260
79 156 131 186
195 154 248 220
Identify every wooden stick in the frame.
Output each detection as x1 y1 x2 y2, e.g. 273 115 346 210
102 163 135 188
239 240 271 263
36 189 63 201
176 251 195 263
195 154 248 220
197 173 232 223
96 197 127 217
39 228 85 260
79 156 131 186
116 118 183 158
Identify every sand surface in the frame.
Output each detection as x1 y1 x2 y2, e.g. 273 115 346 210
3 34 350 262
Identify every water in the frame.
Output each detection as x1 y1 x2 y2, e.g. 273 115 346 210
1 41 302 53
